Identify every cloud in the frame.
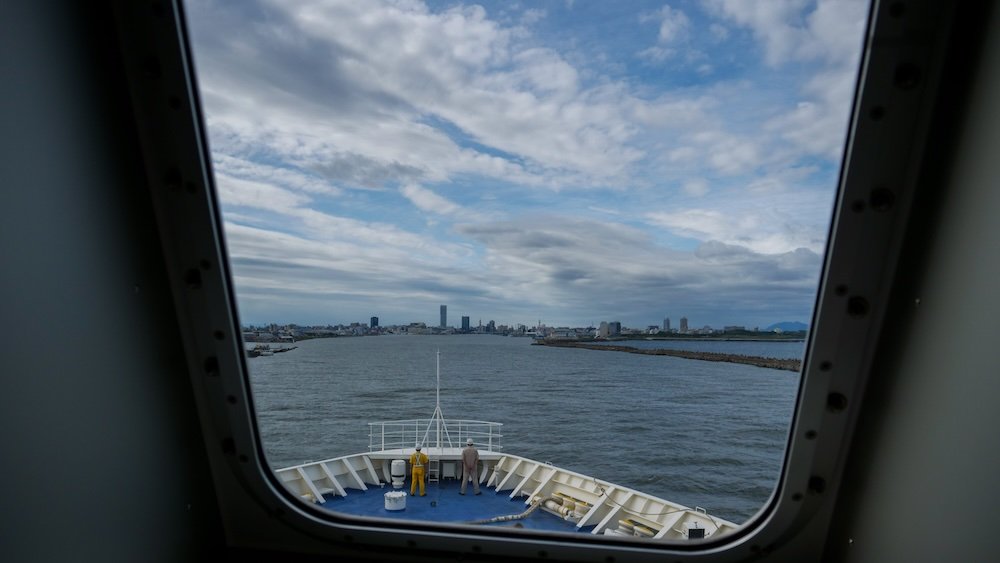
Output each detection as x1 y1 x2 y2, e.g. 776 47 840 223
400 184 462 216
653 5 692 43
309 153 424 189
452 216 821 324
215 174 312 212
645 185 832 255
683 179 710 197
187 0 651 190
183 0 867 328
521 8 546 25
637 5 692 63
702 0 867 67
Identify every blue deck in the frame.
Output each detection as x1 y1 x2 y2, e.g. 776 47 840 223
317 478 593 533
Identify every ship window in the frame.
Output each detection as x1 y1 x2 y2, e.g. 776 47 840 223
182 0 869 552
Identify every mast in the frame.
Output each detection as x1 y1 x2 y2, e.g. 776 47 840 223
435 349 441 450
421 349 452 451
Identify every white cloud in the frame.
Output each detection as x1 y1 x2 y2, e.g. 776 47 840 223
654 5 691 43
703 0 867 67
184 0 865 327
683 179 710 197
189 0 651 190
637 5 692 62
521 9 546 25
400 183 462 216
215 174 312 212
645 182 832 255
709 23 729 41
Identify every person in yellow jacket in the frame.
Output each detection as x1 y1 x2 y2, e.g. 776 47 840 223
409 446 428 496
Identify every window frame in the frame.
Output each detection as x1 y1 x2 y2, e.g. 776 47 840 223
111 0 958 559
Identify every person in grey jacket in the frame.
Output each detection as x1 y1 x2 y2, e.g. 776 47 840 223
459 438 481 495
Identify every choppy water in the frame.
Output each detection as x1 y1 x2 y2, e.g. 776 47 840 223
247 335 801 523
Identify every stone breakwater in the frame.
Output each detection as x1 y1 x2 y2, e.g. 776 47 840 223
534 341 802 372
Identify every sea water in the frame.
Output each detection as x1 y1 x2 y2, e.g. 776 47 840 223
247 334 802 524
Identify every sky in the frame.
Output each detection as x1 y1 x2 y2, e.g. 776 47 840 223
184 0 869 329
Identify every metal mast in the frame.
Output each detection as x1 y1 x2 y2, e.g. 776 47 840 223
421 349 452 452
435 349 441 450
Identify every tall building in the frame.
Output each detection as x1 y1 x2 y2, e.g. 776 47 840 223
598 321 609 338
370 316 379 329
440 305 447 327
609 321 621 336
680 317 689 333
663 317 670 332
461 316 470 332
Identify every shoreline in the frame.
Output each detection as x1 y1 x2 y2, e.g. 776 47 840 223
534 340 802 372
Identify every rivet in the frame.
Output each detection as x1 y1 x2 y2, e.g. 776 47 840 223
184 268 202 289
142 56 161 79
203 357 219 377
809 476 827 494
827 392 848 413
847 296 870 317
894 63 921 90
870 187 895 212
869 106 886 121
164 167 182 191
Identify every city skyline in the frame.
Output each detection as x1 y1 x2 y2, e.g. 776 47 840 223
239 304 802 333
187 1 865 331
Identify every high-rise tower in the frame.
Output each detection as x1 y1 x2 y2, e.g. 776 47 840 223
440 305 447 328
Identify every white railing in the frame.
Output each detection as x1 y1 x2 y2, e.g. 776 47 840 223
368 419 503 452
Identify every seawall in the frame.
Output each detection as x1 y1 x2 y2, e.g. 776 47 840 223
534 340 802 372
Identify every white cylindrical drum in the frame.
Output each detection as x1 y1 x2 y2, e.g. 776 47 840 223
384 490 406 511
390 459 406 489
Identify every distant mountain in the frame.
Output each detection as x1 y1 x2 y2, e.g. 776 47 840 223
764 321 809 332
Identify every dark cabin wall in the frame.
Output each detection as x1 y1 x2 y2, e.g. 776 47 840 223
826 2 1000 561
0 2 223 561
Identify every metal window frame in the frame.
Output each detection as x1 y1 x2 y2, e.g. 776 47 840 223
110 0 956 559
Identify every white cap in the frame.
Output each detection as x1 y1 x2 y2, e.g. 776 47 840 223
466 438 474 445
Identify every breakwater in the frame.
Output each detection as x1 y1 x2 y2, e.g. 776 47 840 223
534 340 802 372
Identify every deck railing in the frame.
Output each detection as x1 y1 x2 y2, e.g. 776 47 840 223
368 419 503 452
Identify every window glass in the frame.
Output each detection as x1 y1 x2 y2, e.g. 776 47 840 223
185 0 868 539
